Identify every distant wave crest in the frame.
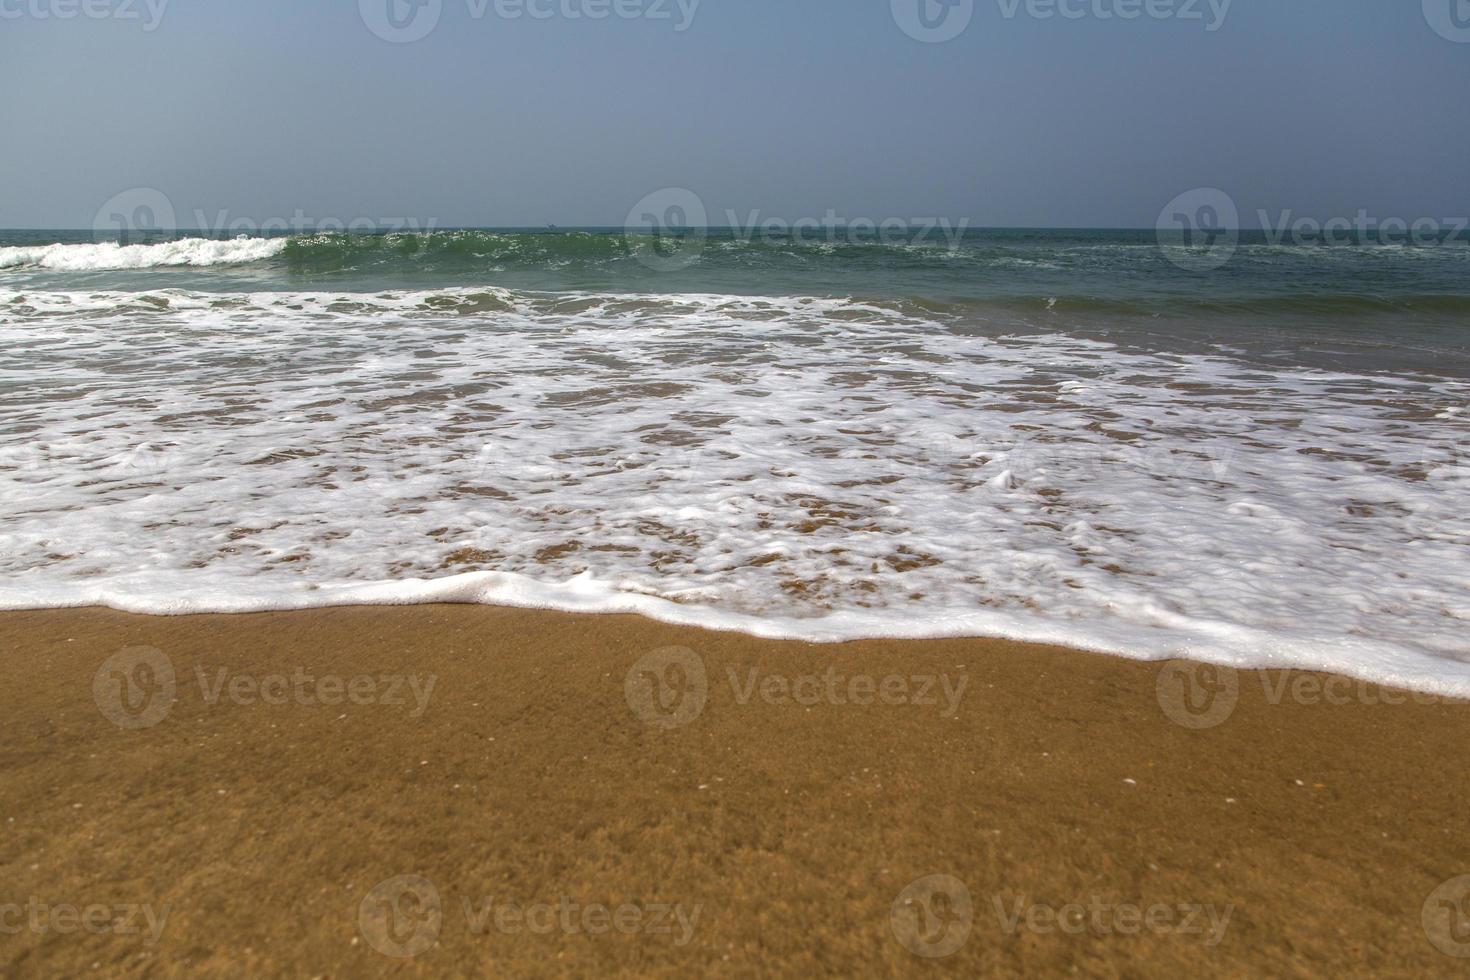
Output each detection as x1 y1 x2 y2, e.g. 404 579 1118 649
0 237 288 272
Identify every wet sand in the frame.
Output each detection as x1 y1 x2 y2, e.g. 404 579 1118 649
2 605 1468 977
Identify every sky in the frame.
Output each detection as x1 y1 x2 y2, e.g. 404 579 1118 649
1 0 1467 229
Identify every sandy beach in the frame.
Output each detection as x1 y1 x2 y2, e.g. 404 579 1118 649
1 605 1468 976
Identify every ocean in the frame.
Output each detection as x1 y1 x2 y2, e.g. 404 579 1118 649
2 228 1467 692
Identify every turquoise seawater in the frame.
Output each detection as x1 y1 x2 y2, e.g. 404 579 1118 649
3 227 1469 375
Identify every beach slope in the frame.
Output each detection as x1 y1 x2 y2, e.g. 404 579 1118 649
1 606 1467 976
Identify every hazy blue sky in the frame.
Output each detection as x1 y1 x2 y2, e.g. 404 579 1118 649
1 0 1466 228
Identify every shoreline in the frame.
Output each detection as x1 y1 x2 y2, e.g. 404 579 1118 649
3 605 1469 975
5 581 1468 700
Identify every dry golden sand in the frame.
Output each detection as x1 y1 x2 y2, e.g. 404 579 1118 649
2 605 1470 977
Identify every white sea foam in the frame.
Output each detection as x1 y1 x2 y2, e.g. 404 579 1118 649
0 237 287 271
2 287 1468 693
